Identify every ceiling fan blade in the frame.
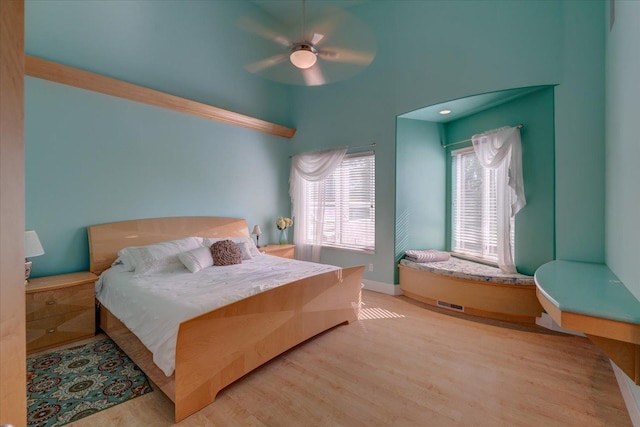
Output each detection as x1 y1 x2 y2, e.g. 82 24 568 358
310 32 325 45
240 4 376 86
318 47 374 65
305 8 345 46
302 64 326 86
245 54 288 74
237 16 291 47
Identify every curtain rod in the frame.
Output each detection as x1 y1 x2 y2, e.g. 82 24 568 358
442 124 524 148
346 142 376 152
289 142 376 158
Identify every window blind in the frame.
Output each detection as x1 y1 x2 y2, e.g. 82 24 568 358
304 152 375 252
452 147 513 263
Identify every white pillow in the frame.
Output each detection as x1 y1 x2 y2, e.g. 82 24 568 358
178 247 214 273
118 237 203 275
235 240 254 260
111 257 132 271
202 237 261 258
114 254 135 272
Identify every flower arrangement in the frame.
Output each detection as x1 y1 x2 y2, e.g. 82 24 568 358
276 217 293 230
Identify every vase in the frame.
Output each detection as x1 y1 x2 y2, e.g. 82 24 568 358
278 228 288 245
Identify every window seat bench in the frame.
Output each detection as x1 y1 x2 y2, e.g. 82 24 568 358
398 257 543 324
535 260 640 385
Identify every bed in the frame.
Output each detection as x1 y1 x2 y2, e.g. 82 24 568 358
88 216 364 422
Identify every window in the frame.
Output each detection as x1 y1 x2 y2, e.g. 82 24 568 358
304 152 375 252
451 147 514 264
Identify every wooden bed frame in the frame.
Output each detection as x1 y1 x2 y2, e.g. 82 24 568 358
88 216 363 422
399 264 543 324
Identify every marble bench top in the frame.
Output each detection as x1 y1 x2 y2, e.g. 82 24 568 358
400 256 534 286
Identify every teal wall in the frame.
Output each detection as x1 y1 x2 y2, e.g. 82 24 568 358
26 1 606 287
23 0 637 413
395 119 446 279
290 0 603 284
605 0 640 409
25 0 293 277
555 0 606 263
443 87 556 276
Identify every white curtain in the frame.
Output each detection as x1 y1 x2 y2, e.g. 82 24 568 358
289 147 347 262
471 126 526 273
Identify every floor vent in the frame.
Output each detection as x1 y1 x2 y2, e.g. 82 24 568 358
436 300 464 312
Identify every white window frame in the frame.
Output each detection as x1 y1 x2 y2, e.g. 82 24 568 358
451 147 514 265
303 151 375 253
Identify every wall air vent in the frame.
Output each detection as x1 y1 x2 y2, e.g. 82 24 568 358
436 300 464 312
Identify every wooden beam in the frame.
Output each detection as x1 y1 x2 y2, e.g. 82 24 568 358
25 55 296 139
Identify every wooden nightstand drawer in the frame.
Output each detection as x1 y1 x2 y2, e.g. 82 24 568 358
262 244 295 259
26 308 95 352
26 271 98 353
26 282 94 322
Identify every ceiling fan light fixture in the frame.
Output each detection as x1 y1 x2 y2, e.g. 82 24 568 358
290 43 318 69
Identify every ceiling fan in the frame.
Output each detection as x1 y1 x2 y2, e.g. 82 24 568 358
239 0 376 86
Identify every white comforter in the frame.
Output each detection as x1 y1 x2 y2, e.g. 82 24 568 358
96 255 339 376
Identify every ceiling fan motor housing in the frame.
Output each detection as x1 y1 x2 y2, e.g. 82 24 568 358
290 43 318 69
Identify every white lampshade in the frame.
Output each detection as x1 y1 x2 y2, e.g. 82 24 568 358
252 225 263 236
290 45 317 69
25 230 45 258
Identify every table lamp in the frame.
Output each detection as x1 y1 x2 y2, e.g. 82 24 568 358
252 225 262 248
25 230 45 281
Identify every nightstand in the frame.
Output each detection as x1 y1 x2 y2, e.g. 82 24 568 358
26 271 98 353
261 244 296 259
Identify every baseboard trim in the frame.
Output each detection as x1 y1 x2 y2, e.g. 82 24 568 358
362 279 402 295
611 361 640 427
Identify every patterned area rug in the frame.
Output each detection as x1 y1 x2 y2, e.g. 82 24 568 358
27 338 153 426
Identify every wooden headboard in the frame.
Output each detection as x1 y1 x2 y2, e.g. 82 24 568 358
87 216 249 274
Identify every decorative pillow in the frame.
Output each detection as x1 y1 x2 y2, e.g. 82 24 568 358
202 237 261 258
210 240 242 266
119 237 204 275
235 240 254 260
178 247 214 273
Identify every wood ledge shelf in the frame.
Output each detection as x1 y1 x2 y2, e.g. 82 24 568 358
535 260 640 385
25 55 296 139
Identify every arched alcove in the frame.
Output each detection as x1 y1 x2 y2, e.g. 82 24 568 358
395 85 555 281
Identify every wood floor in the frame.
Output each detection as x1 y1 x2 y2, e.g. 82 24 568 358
60 290 631 427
